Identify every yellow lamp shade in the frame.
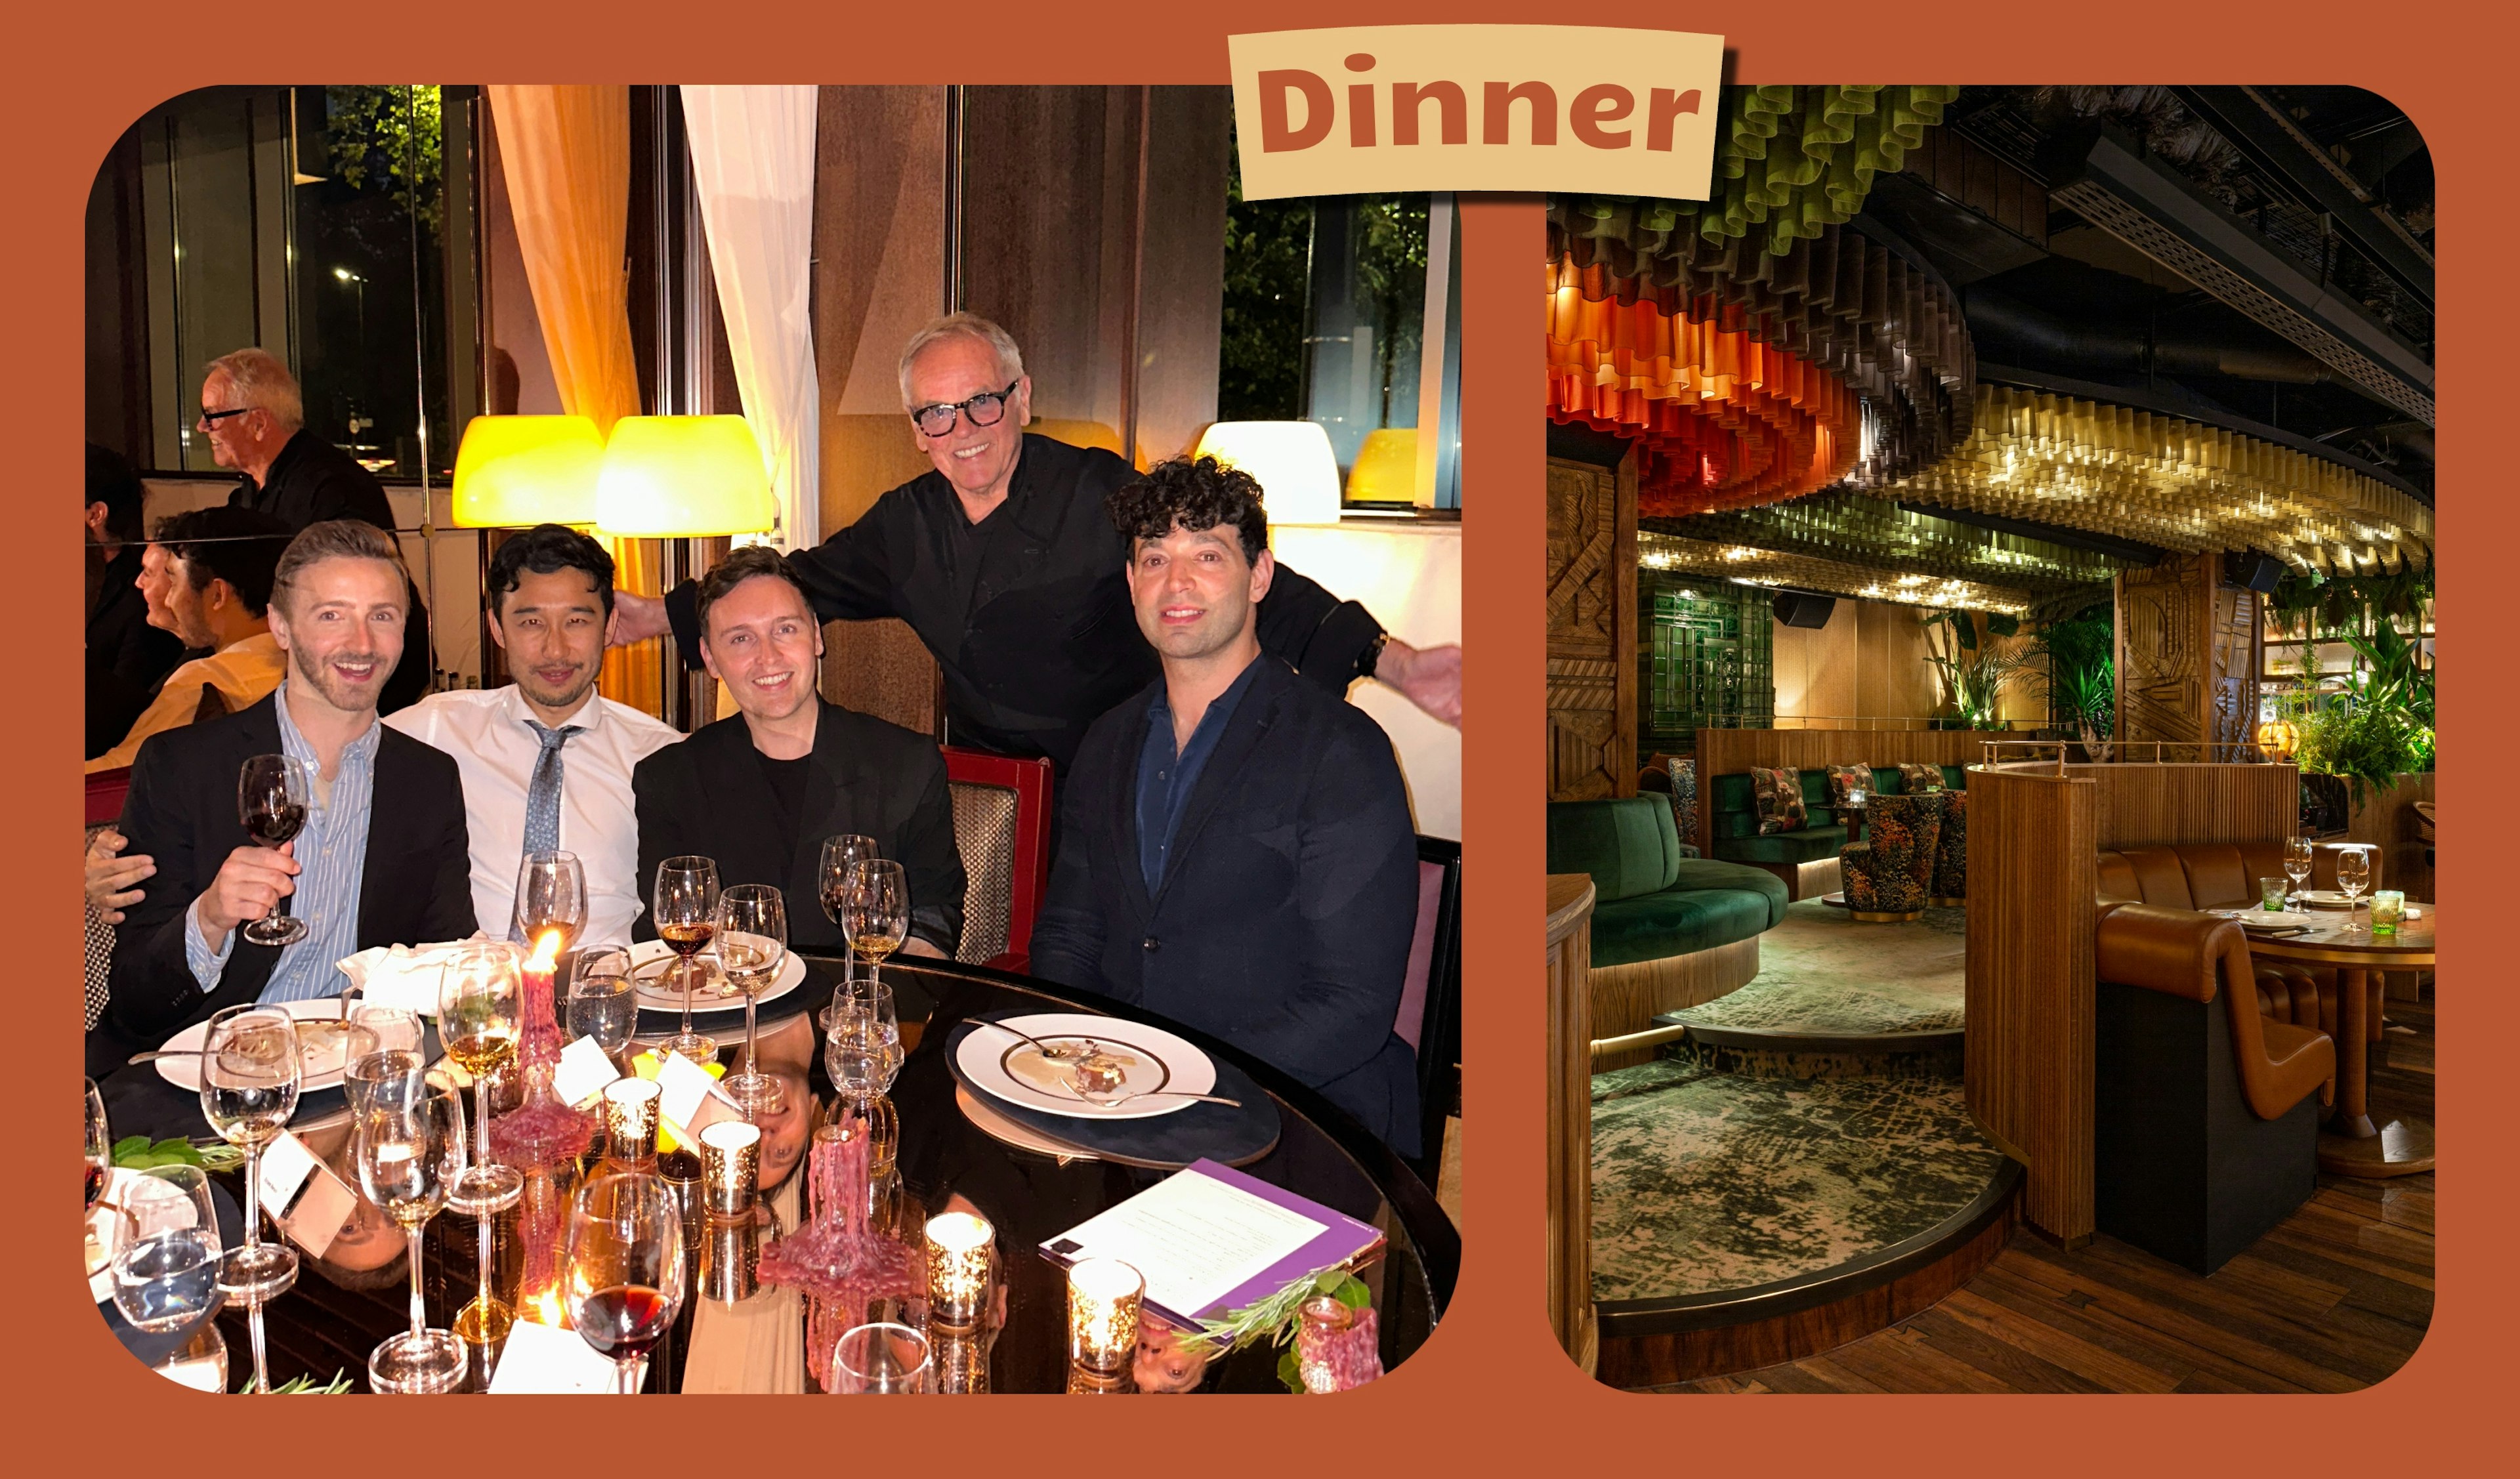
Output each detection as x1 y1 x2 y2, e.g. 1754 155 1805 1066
1345 427 1419 504
595 415 777 537
451 415 604 528
1194 421 1342 526
2256 719 2300 759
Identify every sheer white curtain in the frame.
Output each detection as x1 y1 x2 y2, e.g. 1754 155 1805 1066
680 85 821 550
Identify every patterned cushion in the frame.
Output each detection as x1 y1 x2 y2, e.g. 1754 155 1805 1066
1932 788 1968 900
1840 793 1945 914
1826 764 1874 807
1666 758 1700 854
1898 762 1947 793
1751 766 1806 835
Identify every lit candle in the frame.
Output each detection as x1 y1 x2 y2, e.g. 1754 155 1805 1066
1065 1258 1143 1374
925 1211 994 1331
698 1120 761 1219
603 1077 662 1167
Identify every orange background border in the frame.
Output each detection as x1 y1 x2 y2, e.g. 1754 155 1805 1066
12 0 2504 1461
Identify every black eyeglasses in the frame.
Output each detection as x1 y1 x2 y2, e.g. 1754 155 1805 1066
908 381 1018 438
198 407 255 426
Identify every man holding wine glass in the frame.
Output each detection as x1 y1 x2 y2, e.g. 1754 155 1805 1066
93 520 476 1059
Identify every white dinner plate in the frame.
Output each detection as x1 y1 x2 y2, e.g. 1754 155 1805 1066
627 936 808 1010
154 997 363 1093
2292 890 2356 911
953 1013 1215 1121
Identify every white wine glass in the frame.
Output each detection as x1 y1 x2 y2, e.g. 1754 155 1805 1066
438 942 525 1215
2336 846 2373 934
198 1005 299 1301
569 946 638 1067
818 834 879 996
2284 835 2314 911
838 859 909 1002
824 982 903 1108
513 849 588 953
564 1170 688 1396
356 1079 469 1394
715 885 789 1115
652 856 721 1063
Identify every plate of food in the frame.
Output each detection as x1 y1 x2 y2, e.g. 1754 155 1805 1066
952 1013 1216 1120
152 998 364 1093
627 935 808 1011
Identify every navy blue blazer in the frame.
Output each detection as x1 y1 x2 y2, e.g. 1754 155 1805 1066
1029 656 1423 1156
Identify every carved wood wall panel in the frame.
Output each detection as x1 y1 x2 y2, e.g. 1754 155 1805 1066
2116 554 2261 751
1547 455 1637 801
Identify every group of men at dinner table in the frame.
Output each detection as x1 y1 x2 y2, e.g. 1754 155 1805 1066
85 311 1461 1170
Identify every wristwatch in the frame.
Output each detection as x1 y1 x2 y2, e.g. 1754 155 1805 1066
1359 632 1390 682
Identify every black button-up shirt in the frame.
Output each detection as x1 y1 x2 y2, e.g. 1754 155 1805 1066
227 429 429 714
1135 655 1263 891
665 434 1382 774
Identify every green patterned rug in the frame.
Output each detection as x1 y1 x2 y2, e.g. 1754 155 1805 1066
1590 1069 2007 1303
1664 900 1967 1037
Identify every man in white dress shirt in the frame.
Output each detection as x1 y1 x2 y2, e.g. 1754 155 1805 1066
383 525 680 943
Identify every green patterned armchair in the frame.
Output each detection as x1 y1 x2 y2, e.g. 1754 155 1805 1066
1839 793 1946 920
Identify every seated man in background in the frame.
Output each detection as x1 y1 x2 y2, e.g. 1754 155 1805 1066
87 507 292 772
87 442 186 758
385 524 681 944
95 520 474 1071
1029 457 1423 1156
635 545 964 959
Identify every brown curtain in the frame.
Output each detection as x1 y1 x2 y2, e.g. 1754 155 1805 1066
486 85 662 715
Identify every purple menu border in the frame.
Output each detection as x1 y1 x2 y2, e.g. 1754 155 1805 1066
1040 1157 1386 1325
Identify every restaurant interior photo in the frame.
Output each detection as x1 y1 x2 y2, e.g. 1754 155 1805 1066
79 83 1463 1394
1542 83 2435 1392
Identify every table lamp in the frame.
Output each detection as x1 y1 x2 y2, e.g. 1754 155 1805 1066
1194 421 1343 527
451 415 604 529
595 415 778 732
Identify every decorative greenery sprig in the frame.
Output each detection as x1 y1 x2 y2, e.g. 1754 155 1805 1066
112 1136 245 1173
1173 1266 1373 1392
262 1372 356 1394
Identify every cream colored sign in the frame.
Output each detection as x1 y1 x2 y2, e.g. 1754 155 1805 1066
1228 25 1723 200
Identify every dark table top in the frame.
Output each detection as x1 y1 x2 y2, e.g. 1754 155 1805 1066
94 954 1456 1394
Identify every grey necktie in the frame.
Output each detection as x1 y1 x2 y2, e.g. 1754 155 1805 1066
520 720 583 860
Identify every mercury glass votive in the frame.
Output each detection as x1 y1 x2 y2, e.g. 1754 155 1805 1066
1065 1258 1143 1374
698 1120 762 1219
1296 1295 1354 1394
925 1211 995 1331
602 1077 662 1166
2368 890 2406 935
701 1216 761 1304
932 1329 992 1394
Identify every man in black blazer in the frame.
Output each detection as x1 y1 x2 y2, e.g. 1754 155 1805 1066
633 547 965 957
1029 457 1423 1156
93 520 474 1077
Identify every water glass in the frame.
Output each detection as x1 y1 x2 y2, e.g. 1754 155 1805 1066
2368 890 2406 935
110 1164 222 1335
833 1322 932 1393
570 946 639 1061
2259 877 2288 911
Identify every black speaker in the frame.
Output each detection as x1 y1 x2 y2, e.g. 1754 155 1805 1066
2227 551 2284 594
1772 592 1838 629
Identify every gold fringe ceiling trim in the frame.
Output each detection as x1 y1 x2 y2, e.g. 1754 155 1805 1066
1638 530 2037 617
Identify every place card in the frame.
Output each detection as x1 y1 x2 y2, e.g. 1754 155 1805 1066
553 1035 622 1108
488 1315 635 1395
261 1130 356 1259
655 1050 746 1144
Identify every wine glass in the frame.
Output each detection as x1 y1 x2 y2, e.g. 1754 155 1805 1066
2336 846 2373 934
437 941 525 1215
237 754 311 946
85 1077 112 1214
110 1164 221 1334
198 1005 299 1301
513 849 588 953
824 982 903 1108
356 1079 470 1394
564 1170 688 1396
818 834 879 996
2284 835 2314 911
838 860 909 1001
832 1321 932 1393
652 856 721 1063
569 946 639 1067
716 885 789 1114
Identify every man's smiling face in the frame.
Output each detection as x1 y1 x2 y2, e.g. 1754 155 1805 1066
906 334 1030 506
701 573 823 726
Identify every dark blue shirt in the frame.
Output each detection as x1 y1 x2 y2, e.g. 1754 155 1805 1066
1135 656 1266 892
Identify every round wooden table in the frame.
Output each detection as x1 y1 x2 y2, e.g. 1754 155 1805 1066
2248 908 2435 1178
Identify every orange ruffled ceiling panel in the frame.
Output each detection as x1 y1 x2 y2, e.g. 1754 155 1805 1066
1548 264 1858 516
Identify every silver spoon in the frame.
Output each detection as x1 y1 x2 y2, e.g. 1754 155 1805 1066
975 1018 1098 1062
1076 1085 1245 1110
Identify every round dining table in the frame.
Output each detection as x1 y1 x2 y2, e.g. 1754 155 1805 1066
2246 907 2436 1178
93 953 1456 1393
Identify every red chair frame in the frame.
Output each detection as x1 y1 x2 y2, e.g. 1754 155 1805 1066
941 746 1053 973
86 767 133 828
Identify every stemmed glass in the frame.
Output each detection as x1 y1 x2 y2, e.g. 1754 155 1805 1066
437 942 525 1215
653 856 721 1063
569 946 639 1069
2284 836 2314 911
2336 846 2373 934
832 1321 932 1393
513 850 588 952
716 885 789 1114
826 982 904 1175
85 1078 112 1214
837 860 909 1001
356 1078 470 1394
564 1170 688 1396
199 1004 299 1392
818 834 879 997
237 754 311 946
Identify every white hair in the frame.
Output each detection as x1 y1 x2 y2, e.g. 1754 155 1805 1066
895 312 1026 408
204 348 305 431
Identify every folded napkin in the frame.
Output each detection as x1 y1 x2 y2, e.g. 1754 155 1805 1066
334 936 501 1016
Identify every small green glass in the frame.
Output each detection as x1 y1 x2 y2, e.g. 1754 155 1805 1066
2368 890 2405 936
2259 877 2288 911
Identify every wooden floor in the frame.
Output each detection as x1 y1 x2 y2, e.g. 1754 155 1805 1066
1647 993 2435 1394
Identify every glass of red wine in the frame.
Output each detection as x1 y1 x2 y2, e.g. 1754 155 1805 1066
564 1169 687 1395
238 753 312 947
85 1077 112 1213
652 856 720 1063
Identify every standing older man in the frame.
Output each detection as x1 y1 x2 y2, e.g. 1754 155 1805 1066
606 313 1460 783
95 520 474 1066
196 348 430 713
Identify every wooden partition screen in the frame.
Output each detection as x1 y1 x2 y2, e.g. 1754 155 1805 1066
2072 762 2298 849
1546 875 1600 1373
1692 728 1988 857
1545 455 1637 801
1964 766 2098 1243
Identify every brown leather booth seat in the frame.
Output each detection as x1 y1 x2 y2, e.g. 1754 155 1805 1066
2095 902 2335 1115
2098 841 2381 1043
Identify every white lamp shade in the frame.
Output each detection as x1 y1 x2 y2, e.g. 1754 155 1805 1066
450 415 604 528
1194 421 1343 526
594 415 778 537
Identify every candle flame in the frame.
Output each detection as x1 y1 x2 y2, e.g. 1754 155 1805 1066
528 929 564 974
522 1284 568 1327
